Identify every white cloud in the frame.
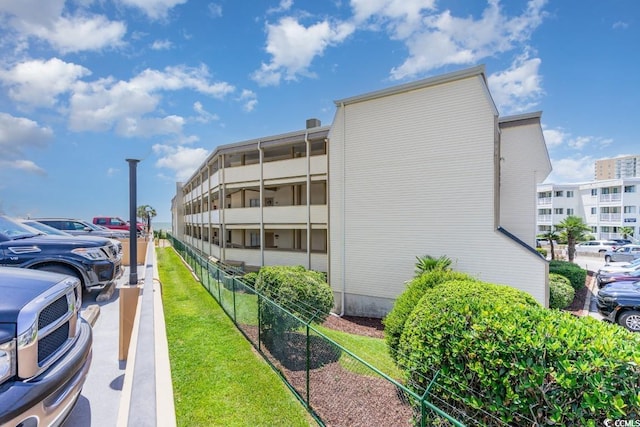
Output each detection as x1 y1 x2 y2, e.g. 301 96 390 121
6 159 47 175
0 58 91 108
613 21 629 30
545 156 595 184
350 0 436 38
389 0 548 79
107 167 119 176
151 39 173 50
487 54 543 114
238 89 257 112
0 113 53 157
252 17 355 86
117 0 188 20
153 144 209 181
208 3 223 18
0 1 127 53
542 128 568 148
193 102 219 123
68 65 235 136
267 0 294 14
542 126 614 152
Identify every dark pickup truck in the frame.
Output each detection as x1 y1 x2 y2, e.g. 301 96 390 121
0 216 122 291
0 267 93 426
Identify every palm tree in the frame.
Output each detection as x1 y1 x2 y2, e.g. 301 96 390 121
136 205 157 233
555 215 591 262
537 228 560 260
414 255 452 277
619 226 634 240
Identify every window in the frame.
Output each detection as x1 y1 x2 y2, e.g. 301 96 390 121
249 232 260 247
567 208 574 215
625 185 636 193
566 190 574 198
625 206 637 214
591 188 598 196
554 191 564 197
591 207 597 215
554 208 564 214
249 198 260 207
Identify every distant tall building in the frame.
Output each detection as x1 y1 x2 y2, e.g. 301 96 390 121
595 155 640 180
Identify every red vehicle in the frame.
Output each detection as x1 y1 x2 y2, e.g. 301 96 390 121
93 216 144 233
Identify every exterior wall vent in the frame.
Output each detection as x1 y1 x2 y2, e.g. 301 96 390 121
306 118 321 129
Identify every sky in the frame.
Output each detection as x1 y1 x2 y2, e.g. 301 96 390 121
0 0 638 223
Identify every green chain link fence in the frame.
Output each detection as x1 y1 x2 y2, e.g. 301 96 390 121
165 235 533 427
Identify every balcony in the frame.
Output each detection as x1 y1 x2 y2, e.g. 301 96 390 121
600 193 622 203
537 197 552 205
600 213 622 222
537 215 552 223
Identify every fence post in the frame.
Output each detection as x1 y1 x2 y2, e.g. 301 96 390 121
232 275 237 324
306 322 311 407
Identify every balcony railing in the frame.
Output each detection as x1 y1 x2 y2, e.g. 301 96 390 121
600 213 622 222
600 193 622 203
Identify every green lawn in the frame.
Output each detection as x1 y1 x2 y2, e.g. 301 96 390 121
158 247 314 427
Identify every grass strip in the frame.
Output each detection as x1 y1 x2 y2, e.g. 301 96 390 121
158 247 314 427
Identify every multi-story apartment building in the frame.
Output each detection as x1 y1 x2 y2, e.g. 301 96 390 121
537 178 640 240
595 155 640 180
173 65 551 317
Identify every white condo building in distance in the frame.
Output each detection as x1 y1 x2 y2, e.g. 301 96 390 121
172 65 552 317
537 178 640 240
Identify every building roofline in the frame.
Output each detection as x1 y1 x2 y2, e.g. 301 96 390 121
333 65 486 106
499 111 542 124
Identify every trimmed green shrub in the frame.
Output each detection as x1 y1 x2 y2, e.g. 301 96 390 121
549 273 575 309
383 270 477 363
549 260 587 291
254 266 334 341
536 247 547 258
242 272 258 287
398 280 640 426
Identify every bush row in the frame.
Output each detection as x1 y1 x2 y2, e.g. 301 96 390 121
549 260 586 291
549 273 575 309
393 279 640 425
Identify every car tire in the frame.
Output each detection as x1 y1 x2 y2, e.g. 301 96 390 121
618 310 640 332
598 249 606 253
604 255 611 263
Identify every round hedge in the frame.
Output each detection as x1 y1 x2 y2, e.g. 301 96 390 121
549 273 575 309
382 270 476 362
549 260 587 291
397 280 640 425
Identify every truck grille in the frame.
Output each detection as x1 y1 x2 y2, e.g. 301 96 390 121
17 277 81 379
39 322 70 364
38 295 69 329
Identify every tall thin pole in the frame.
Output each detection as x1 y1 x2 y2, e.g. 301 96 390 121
126 159 140 285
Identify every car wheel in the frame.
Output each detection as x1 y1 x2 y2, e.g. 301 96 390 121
598 249 606 253
618 310 640 332
604 255 611 263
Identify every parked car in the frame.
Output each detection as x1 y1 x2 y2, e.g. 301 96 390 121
596 280 640 332
612 238 633 246
33 217 128 239
598 258 640 276
603 244 640 263
0 215 122 291
93 216 144 233
0 267 93 425
596 268 640 288
575 240 618 254
19 219 123 256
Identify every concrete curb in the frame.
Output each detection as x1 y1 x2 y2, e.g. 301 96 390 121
96 282 116 302
83 304 100 326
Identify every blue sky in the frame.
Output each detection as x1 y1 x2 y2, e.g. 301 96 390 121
0 0 638 222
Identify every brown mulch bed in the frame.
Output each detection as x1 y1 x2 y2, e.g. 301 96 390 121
564 271 595 316
242 317 414 427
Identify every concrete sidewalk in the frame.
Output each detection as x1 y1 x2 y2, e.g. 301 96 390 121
63 267 140 427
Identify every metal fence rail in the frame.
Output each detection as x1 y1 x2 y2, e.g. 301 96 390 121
166 235 501 427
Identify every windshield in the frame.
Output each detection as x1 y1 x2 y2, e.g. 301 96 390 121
0 216 40 239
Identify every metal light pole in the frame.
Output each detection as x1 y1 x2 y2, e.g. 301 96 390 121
126 158 140 285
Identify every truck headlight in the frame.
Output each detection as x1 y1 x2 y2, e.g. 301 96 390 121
72 247 108 260
0 340 16 385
